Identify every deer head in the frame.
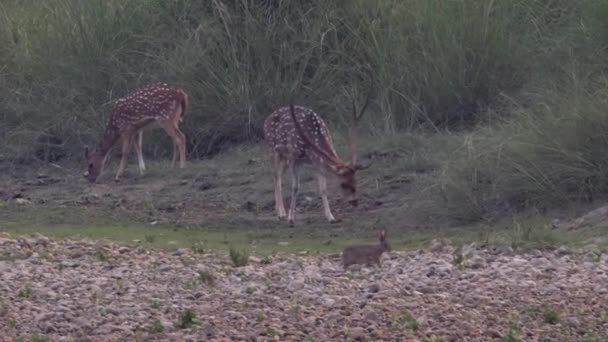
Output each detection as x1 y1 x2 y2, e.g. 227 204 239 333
288 84 372 206
83 145 108 183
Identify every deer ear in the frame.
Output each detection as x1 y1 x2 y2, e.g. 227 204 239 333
84 146 90 160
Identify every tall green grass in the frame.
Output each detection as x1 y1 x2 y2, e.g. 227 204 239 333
0 0 588 161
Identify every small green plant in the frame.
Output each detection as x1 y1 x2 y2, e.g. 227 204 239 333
191 241 206 254
395 310 419 331
198 270 215 286
148 319 164 334
144 235 157 244
422 337 446 342
175 308 197 329
260 255 272 265
289 304 301 318
542 307 560 324
501 321 521 342
256 311 266 322
150 300 161 310
94 249 108 262
29 334 50 342
229 246 249 267
0 301 7 317
452 247 465 271
18 286 32 299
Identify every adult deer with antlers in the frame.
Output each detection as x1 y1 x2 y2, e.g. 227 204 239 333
263 93 372 225
84 83 188 183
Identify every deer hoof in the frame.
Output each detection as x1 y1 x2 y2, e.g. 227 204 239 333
289 220 295 227
329 218 342 224
278 215 287 221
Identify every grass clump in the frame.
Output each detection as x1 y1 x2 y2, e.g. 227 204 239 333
144 234 157 244
229 246 249 267
94 249 109 262
147 319 164 334
17 286 32 299
542 306 560 324
501 321 522 342
394 310 419 332
175 308 197 329
451 247 465 271
197 270 215 287
191 241 206 254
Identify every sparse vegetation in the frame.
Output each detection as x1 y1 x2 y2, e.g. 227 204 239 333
229 246 249 267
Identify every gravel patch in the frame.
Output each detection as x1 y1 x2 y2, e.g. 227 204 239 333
0 235 607 341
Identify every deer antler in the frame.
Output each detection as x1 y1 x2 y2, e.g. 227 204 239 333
348 67 374 167
289 104 342 166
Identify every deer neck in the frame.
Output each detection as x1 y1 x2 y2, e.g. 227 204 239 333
307 148 347 178
97 125 120 157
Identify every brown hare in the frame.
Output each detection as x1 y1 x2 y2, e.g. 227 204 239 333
342 230 390 269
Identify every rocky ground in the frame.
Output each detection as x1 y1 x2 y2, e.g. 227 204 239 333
1 235 607 342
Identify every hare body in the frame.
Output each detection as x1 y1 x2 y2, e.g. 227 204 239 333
342 230 390 269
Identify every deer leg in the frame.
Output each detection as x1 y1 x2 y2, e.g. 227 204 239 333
317 174 338 223
134 130 146 175
171 140 178 167
287 163 299 226
161 123 186 169
115 134 134 180
273 154 287 220
174 126 186 168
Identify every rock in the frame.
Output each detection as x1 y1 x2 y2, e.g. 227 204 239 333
15 198 32 205
320 296 336 308
368 283 380 293
429 238 453 254
564 317 580 329
287 278 305 292
347 327 366 340
557 245 571 256
483 329 501 338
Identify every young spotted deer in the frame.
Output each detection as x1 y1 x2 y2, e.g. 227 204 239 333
263 97 371 225
84 83 188 183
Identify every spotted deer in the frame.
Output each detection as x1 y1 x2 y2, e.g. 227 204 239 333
263 97 371 225
84 83 188 183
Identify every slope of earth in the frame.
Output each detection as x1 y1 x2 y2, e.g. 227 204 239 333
1 235 607 341
0 137 465 250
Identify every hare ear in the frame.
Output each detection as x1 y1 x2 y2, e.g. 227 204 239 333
380 230 385 240
84 146 90 160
